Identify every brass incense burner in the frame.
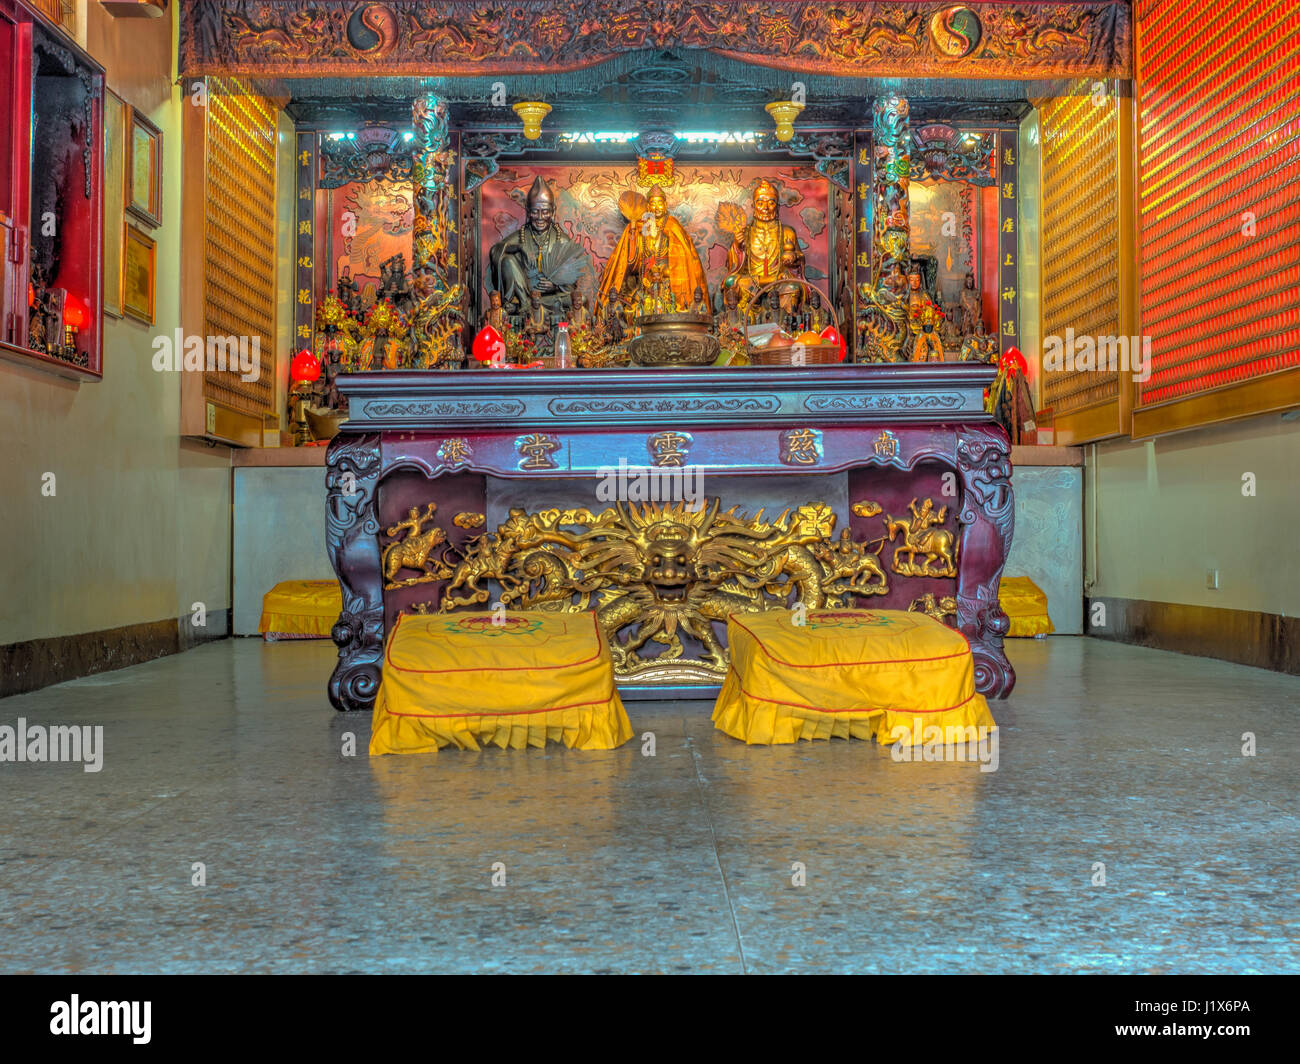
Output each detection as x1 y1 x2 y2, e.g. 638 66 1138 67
627 311 719 367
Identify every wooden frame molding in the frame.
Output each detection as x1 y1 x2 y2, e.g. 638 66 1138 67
1130 366 1300 440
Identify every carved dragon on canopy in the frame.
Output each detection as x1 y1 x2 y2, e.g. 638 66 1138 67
180 1 1130 80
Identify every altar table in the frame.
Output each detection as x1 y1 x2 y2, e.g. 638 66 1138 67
325 365 1016 711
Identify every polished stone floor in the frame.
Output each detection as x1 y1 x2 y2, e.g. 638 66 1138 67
0 636 1296 974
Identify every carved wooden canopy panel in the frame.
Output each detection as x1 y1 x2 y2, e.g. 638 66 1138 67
179 1 1131 80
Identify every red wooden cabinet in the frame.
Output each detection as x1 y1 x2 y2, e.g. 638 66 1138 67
0 0 104 381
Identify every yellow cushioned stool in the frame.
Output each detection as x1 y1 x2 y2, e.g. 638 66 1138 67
999 576 1055 637
371 610 633 755
258 580 343 639
712 609 995 746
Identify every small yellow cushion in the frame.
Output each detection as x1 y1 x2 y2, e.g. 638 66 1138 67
999 575 1055 637
712 609 995 745
258 579 343 638
371 611 633 755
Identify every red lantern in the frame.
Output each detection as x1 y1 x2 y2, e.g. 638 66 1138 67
472 325 505 364
290 349 321 382
63 294 89 330
820 324 847 362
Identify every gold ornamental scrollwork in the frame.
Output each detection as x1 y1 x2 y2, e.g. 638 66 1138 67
382 498 899 681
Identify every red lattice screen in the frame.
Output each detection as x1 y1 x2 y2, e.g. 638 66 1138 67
1136 0 1299 408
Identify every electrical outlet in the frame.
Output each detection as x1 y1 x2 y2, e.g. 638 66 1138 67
1206 569 1219 590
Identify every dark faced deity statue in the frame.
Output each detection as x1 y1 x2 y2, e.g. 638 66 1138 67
958 270 982 337
488 176 590 320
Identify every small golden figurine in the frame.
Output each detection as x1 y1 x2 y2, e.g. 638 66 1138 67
486 290 505 334
524 289 548 337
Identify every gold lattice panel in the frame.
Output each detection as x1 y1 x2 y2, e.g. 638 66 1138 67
29 0 74 32
1039 80 1122 416
202 77 278 419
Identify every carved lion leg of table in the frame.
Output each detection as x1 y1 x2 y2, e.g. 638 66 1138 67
326 433 385 711
956 425 1016 699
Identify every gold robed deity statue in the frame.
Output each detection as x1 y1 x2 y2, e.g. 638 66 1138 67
719 179 805 308
598 185 708 312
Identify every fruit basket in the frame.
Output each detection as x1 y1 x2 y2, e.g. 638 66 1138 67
743 279 845 366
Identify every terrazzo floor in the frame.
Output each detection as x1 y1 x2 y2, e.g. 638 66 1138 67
0 636 1296 974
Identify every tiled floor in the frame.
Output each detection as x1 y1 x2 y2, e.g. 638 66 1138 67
0 636 1296 973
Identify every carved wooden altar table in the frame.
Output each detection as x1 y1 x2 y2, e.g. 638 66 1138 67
326 366 1016 711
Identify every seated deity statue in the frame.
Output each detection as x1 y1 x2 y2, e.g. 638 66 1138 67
488 176 591 320
719 179 805 309
524 290 548 337
598 184 708 314
959 318 998 363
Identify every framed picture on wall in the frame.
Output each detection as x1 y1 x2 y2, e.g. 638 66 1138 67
127 108 162 228
123 225 155 325
102 89 127 318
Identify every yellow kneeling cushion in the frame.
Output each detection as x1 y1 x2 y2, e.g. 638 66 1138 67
999 575 1055 637
258 580 342 639
371 611 633 755
713 609 995 746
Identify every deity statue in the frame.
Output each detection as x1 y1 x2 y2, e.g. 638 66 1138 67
721 282 745 329
486 290 505 334
906 263 946 363
378 254 412 314
719 179 805 308
604 299 626 345
598 185 708 315
857 261 909 362
524 290 548 338
692 285 710 317
28 296 47 351
807 291 826 333
960 318 997 363
567 292 583 331
488 176 591 321
336 266 360 316
956 271 983 337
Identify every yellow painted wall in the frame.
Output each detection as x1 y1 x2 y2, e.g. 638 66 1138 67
0 6 231 645
1087 412 1300 615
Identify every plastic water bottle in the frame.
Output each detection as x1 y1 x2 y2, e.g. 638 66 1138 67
554 322 571 369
